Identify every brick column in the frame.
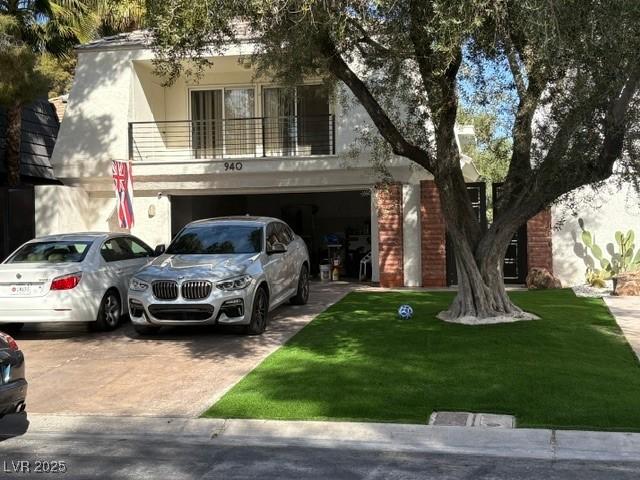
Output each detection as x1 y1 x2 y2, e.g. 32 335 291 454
420 180 447 287
527 210 553 272
376 183 404 288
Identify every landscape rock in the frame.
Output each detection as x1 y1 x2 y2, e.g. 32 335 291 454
614 271 640 296
526 267 562 289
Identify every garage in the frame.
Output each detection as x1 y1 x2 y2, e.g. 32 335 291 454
170 190 373 280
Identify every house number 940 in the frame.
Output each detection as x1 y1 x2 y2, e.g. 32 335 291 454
224 162 243 171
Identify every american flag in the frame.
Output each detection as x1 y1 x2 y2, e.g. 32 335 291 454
112 160 135 229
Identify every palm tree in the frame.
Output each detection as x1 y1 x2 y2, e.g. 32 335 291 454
92 0 145 36
0 1 94 186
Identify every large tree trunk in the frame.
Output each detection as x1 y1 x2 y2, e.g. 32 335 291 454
5 102 22 187
438 226 526 323
433 145 535 324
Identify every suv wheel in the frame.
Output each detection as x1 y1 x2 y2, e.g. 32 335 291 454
245 287 268 335
290 264 310 305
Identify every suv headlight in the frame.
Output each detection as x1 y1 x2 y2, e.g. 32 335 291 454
216 275 253 291
129 277 149 291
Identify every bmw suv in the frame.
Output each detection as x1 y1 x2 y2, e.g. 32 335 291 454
128 217 310 335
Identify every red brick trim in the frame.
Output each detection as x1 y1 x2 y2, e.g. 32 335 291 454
420 180 447 287
376 183 404 288
527 210 553 273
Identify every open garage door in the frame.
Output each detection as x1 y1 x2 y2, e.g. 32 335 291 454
171 191 373 279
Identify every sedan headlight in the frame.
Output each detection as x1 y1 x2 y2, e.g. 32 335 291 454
216 275 253 291
129 277 149 291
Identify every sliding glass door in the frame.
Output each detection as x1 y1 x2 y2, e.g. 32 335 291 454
191 85 330 159
297 85 331 155
262 85 331 157
224 88 256 156
191 87 256 158
263 87 295 156
191 90 223 158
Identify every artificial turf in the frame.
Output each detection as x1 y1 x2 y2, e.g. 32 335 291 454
204 289 640 431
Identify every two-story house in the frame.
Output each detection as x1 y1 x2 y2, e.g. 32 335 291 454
38 31 560 288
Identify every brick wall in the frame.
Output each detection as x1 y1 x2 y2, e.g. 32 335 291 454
420 180 447 287
376 183 404 288
527 209 553 272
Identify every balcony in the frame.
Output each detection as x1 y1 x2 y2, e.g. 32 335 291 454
128 115 336 162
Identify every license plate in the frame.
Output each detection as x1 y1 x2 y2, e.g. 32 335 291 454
9 284 33 296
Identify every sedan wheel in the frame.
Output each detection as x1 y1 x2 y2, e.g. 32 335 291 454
245 288 268 335
93 291 122 331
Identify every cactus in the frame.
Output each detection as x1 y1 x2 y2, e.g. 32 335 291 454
578 221 640 286
585 268 609 288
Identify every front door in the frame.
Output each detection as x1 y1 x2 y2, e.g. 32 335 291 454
492 184 528 284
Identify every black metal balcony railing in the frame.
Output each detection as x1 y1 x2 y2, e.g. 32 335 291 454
129 115 335 162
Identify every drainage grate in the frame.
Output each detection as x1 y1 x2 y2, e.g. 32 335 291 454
429 411 515 429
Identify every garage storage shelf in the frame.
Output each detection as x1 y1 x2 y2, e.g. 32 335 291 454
129 115 336 162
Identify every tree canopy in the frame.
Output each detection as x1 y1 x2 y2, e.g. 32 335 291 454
148 1 640 320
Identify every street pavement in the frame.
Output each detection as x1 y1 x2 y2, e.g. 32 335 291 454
2 414 640 479
1 429 639 479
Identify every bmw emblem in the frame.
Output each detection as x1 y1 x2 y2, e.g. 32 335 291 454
16 273 22 280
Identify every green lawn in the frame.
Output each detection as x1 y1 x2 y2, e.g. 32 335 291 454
204 289 640 431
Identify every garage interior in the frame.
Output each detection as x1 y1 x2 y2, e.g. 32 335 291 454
171 191 373 279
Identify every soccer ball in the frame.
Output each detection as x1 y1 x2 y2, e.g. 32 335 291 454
398 304 413 320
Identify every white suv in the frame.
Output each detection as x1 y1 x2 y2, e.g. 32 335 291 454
128 216 310 335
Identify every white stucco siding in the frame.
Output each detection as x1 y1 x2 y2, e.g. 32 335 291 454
34 186 90 236
552 180 640 286
402 183 421 286
370 192 380 283
130 195 172 248
51 49 136 180
79 194 171 249
132 62 166 122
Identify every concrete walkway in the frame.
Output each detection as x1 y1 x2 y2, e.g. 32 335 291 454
2 414 640 463
14 282 355 417
604 296 640 361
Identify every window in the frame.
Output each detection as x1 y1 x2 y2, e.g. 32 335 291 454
266 223 280 251
296 85 331 155
100 238 134 262
167 225 263 254
276 223 294 245
191 88 256 158
191 90 223 158
263 85 331 156
8 241 92 264
263 87 295 156
121 236 153 258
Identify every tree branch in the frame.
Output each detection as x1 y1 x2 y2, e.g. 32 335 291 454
504 34 527 98
319 36 434 170
346 17 392 56
499 70 546 210
540 67 640 197
496 66 640 236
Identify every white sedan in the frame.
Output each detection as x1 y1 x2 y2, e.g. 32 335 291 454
0 233 157 331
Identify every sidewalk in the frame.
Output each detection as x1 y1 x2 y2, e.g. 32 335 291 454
2 414 640 462
604 296 640 361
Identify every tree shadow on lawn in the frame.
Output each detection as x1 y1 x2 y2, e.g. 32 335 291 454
207 289 640 431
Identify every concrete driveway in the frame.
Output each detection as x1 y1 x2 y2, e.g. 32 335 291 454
10 282 354 418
